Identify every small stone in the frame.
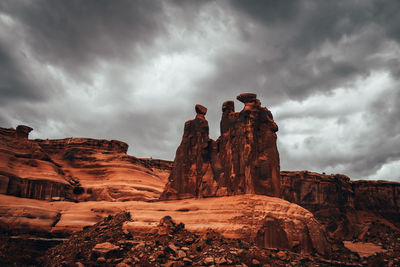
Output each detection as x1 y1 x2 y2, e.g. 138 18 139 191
252 258 260 265
92 242 119 256
181 246 190 251
168 243 179 253
97 257 106 263
215 257 227 264
177 250 186 259
165 260 176 267
203 256 214 265
155 250 165 259
75 262 84 267
277 251 287 260
183 257 192 263
185 237 194 243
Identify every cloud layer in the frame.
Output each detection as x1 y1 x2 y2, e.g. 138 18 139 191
1 0 399 181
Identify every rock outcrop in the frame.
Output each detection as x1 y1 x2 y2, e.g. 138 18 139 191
352 180 400 225
0 126 73 201
280 171 400 240
0 194 331 256
161 105 221 199
161 93 281 200
39 212 358 267
217 93 280 197
0 126 171 202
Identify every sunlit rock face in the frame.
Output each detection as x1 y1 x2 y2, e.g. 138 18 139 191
161 93 281 200
0 126 73 201
0 125 171 202
0 194 331 256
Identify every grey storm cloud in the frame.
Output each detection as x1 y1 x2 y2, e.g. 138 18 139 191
0 0 167 82
1 0 399 181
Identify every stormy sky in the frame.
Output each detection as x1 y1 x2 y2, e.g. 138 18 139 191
1 0 400 181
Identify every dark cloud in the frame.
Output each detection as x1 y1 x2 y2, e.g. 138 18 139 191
0 0 399 181
0 40 49 104
372 1 400 41
1 0 166 81
229 0 300 24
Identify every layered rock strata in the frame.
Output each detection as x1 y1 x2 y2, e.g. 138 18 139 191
0 126 73 201
161 93 281 200
0 126 170 202
0 194 331 256
280 171 400 239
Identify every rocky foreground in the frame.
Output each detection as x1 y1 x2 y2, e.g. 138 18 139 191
36 212 400 266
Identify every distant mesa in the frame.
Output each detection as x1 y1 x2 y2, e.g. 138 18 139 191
160 93 281 200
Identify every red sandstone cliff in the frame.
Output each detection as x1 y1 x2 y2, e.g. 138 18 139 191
281 171 400 240
0 126 171 202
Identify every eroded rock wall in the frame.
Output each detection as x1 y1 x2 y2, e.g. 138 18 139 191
280 170 400 239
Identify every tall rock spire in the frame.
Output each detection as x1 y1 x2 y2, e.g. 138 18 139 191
160 94 281 200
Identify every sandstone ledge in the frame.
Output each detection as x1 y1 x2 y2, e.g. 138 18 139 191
0 194 330 255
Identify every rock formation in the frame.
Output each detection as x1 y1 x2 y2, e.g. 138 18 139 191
160 105 221 200
0 193 331 256
161 93 281 200
280 171 400 240
218 93 281 197
39 212 354 267
0 125 171 202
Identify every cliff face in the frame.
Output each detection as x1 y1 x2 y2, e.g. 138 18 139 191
0 126 73 201
280 171 400 239
352 180 400 224
161 93 281 200
0 126 171 202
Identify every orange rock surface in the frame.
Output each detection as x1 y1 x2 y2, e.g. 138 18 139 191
0 194 330 255
0 126 171 202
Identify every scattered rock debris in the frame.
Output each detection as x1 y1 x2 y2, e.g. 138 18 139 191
38 212 400 266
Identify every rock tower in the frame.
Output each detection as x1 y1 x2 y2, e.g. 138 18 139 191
160 93 281 200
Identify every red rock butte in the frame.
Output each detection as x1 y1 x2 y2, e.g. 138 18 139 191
161 93 281 200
